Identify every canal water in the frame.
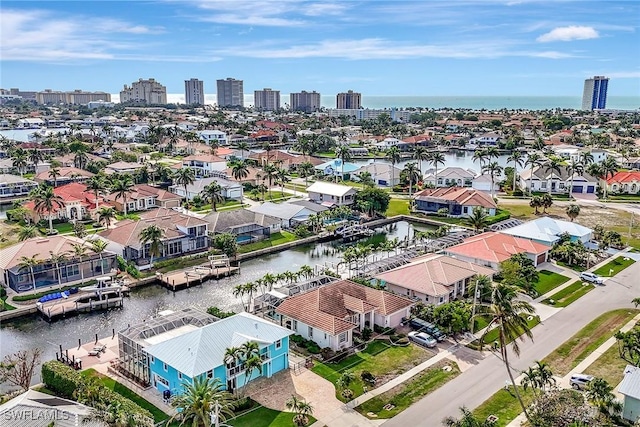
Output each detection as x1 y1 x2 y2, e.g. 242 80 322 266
0 221 434 373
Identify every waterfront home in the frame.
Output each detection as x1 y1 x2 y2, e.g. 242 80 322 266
422 167 475 188
288 199 330 214
0 158 13 173
169 176 243 201
104 161 144 175
471 174 500 193
247 202 315 229
181 154 227 178
203 209 281 243
469 132 501 145
619 365 640 422
275 280 414 351
139 311 292 394
315 159 360 180
519 165 598 194
413 187 497 217
105 184 182 213
98 209 209 267
197 129 228 145
445 231 550 268
306 181 357 206
248 150 323 170
374 254 495 305
34 167 94 186
604 171 640 195
353 162 402 187
499 217 592 246
0 174 38 198
1 235 116 292
0 389 106 427
24 182 104 222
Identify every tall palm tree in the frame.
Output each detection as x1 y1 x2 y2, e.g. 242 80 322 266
28 148 44 170
49 251 68 290
173 167 197 204
85 174 108 214
18 225 38 241
231 160 249 189
506 151 525 192
73 151 89 169
565 204 581 222
91 239 109 275
525 153 543 196
139 225 164 267
48 165 61 187
298 161 315 187
97 207 117 228
111 174 135 216
32 184 65 234
261 163 279 198
543 158 563 195
466 206 489 231
68 243 88 285
579 151 594 166
18 255 39 291
386 146 401 187
334 145 352 182
232 284 248 310
485 146 500 162
566 159 584 197
600 156 619 200
480 283 536 423
473 149 489 174
202 182 225 212
236 141 249 160
429 151 446 188
413 145 429 173
403 162 421 198
169 377 235 427
482 162 503 198
11 148 28 177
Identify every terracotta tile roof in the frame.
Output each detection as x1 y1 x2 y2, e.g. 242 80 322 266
0 235 102 270
375 254 495 297
24 182 100 213
182 154 226 163
128 184 182 202
276 280 414 335
607 171 640 185
34 167 94 181
414 187 497 209
446 231 549 264
401 134 432 143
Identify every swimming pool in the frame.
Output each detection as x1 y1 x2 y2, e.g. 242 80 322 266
236 235 253 243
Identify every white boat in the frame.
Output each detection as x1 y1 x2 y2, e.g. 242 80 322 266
81 276 127 293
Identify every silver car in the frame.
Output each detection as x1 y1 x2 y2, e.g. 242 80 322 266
570 373 594 390
408 331 437 348
580 272 604 285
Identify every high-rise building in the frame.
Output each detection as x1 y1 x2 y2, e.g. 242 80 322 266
254 88 281 111
336 90 362 109
184 78 205 105
34 89 111 105
582 76 609 110
290 90 321 112
216 78 244 108
120 78 167 104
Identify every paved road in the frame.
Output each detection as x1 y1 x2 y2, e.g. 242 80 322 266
383 261 640 427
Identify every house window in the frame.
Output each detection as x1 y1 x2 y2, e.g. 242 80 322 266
150 356 154 363
62 264 80 278
308 326 313 337
207 370 213 378
178 372 183 380
463 207 468 214
541 182 547 189
439 296 444 303
163 363 168 371
275 339 282 350
339 332 347 343
155 374 169 388
293 320 297 330
324 333 327 339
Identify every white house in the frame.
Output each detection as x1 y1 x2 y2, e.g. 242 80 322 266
499 216 593 246
0 174 38 198
472 174 500 193
469 132 501 145
306 181 357 206
170 176 243 201
353 162 402 187
423 167 475 188
519 165 598 194
374 137 403 149
197 130 228 146
181 154 227 178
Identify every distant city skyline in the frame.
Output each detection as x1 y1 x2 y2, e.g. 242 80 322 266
1 1 639 97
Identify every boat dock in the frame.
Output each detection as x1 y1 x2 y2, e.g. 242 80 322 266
156 255 239 291
37 292 125 322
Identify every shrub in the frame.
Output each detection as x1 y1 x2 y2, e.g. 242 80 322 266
293 225 312 238
321 347 335 361
41 361 82 399
361 327 373 341
206 306 235 319
361 371 376 385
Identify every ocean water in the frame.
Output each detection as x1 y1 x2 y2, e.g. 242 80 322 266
144 94 640 111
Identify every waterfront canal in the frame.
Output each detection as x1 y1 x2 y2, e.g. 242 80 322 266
0 221 434 375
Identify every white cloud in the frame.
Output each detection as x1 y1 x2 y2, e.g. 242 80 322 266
605 71 640 79
537 25 599 42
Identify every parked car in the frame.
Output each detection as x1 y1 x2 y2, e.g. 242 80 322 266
580 272 604 285
408 318 446 341
570 373 594 390
408 331 438 348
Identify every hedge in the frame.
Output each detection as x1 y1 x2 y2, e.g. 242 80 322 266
485 209 511 226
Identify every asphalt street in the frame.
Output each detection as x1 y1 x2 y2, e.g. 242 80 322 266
383 260 640 427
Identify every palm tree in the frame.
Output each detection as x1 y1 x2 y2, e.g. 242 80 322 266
532 360 556 392
236 141 249 160
202 182 225 211
336 372 356 400
277 168 290 196
231 161 249 204
223 346 242 379
482 162 503 198
18 255 39 291
18 225 38 241
525 153 543 196
443 406 496 427
579 151 594 166
11 148 27 177
233 284 248 310
298 265 314 280
485 147 500 161
32 184 65 234
73 151 89 169
261 163 279 198
28 148 44 170
48 165 61 187
173 167 197 204
49 251 68 290
566 159 584 197
334 145 352 181
239 341 262 397
429 151 446 188
585 377 622 417
97 207 117 228
506 151 525 192
466 206 489 231
413 146 430 173
286 395 314 427
91 239 109 275
111 174 135 216
480 283 536 422
386 146 401 187
356 171 375 188
543 158 562 195
298 161 315 187
473 149 489 173
68 243 88 285
139 225 164 267
530 195 542 215
600 156 619 200
85 174 108 214
541 193 553 214
566 204 580 222
403 162 421 198
169 377 235 427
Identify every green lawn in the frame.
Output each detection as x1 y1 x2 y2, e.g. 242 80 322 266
228 406 316 427
237 231 298 253
82 369 169 423
542 281 594 308
386 199 410 217
355 361 460 419
311 340 432 401
593 256 636 277
478 316 540 347
533 270 570 296
473 387 536 427
584 343 630 386
543 309 640 376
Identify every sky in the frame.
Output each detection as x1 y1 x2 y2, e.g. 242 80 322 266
1 0 640 97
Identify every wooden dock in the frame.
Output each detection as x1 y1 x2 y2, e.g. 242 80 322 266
157 265 239 291
37 292 125 322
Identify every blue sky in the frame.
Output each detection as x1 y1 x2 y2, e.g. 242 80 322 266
1 1 639 97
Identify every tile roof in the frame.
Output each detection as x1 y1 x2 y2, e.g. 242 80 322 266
203 209 281 233
182 154 226 163
445 231 549 264
34 167 93 181
0 235 103 270
374 254 495 297
130 184 182 201
0 174 36 184
276 280 414 335
607 171 640 185
521 165 597 183
24 182 100 213
247 202 309 220
414 187 497 209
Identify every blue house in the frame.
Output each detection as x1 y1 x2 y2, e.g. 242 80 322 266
144 312 292 395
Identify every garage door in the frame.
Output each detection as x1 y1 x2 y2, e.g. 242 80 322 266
587 186 595 193
572 186 583 193
536 253 547 265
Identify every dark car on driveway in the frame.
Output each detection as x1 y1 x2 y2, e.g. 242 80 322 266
408 318 446 341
